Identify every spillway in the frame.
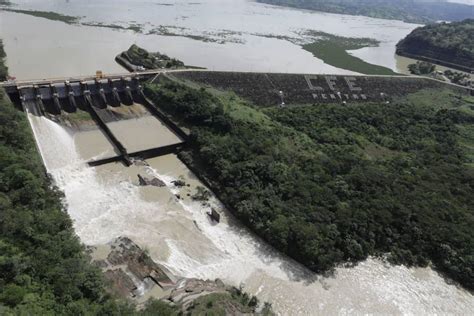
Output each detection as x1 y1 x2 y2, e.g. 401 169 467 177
23 105 474 314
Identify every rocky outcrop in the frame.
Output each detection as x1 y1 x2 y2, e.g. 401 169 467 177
88 237 272 314
88 237 175 300
137 174 166 187
169 278 228 310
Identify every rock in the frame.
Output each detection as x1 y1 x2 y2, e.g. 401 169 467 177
175 194 181 200
172 179 186 187
215 278 225 288
137 174 166 187
207 208 221 223
104 269 137 298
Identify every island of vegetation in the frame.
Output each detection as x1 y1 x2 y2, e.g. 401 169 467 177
0 40 272 315
396 19 474 73
301 31 396 75
116 44 185 72
144 73 474 292
256 0 474 24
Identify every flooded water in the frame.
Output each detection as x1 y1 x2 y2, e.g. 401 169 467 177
1 0 419 79
24 112 474 315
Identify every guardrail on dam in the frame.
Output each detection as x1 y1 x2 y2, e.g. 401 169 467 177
6 75 186 167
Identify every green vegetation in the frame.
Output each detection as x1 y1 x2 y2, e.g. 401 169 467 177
0 40 7 80
256 0 474 24
301 32 397 75
407 61 436 75
140 289 271 316
1 8 79 24
145 78 474 291
122 44 185 69
82 22 143 33
59 109 94 126
185 288 272 316
444 70 470 86
397 19 474 72
1 8 144 33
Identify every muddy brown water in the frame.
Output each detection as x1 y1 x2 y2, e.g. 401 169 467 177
23 112 474 315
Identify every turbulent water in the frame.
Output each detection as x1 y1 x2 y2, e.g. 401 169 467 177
1 0 419 79
23 110 474 315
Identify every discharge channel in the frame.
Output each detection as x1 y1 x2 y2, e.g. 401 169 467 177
25 109 474 315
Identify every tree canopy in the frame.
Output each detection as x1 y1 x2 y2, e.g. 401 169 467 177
256 0 474 24
145 78 474 291
397 19 474 71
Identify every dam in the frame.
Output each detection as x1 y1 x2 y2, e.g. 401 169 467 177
5 72 187 167
3 70 473 314
6 69 470 168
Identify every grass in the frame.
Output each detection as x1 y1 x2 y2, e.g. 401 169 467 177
59 109 93 125
458 124 474 165
218 92 273 125
2 8 144 33
82 22 143 33
302 31 397 75
1 8 79 24
402 88 471 110
186 292 272 315
398 89 474 167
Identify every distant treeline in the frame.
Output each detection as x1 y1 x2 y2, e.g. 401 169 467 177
256 0 474 24
145 77 474 291
397 19 474 72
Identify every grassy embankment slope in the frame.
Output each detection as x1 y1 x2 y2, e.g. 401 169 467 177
145 75 474 291
0 40 272 315
396 19 474 72
256 0 474 24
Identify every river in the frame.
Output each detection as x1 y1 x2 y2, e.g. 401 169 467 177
5 0 474 314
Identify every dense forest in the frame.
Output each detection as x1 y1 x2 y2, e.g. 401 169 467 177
256 0 474 24
396 19 474 72
145 78 474 291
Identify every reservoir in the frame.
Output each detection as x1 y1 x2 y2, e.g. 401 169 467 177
1 0 419 79
2 0 474 314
